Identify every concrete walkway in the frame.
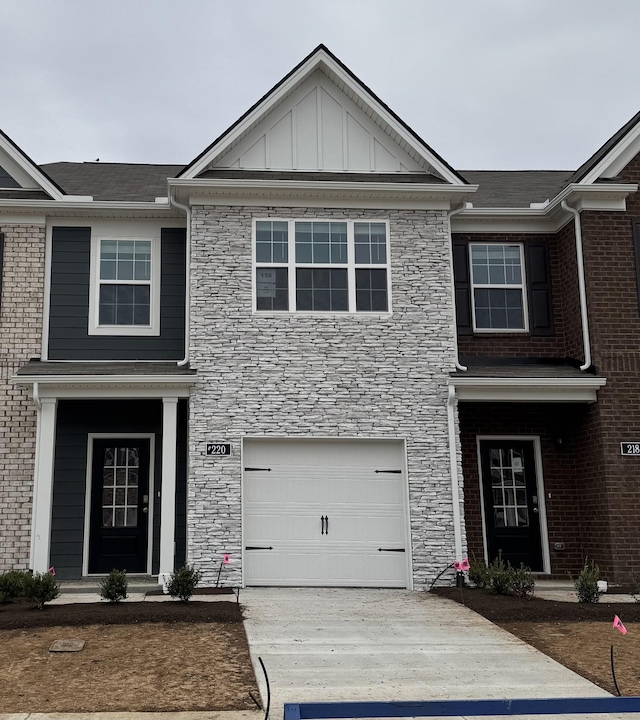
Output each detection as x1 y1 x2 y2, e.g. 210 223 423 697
242 588 609 720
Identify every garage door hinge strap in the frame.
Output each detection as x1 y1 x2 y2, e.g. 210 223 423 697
378 548 406 552
245 546 274 550
245 467 272 471
375 469 402 474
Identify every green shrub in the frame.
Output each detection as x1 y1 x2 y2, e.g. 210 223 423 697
574 559 600 603
99 569 128 603
468 557 491 589
488 554 515 595
24 571 60 609
0 569 30 603
166 565 202 602
511 563 535 599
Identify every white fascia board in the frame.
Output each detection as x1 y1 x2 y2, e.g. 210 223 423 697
581 121 640 184
183 50 465 186
0 134 66 200
14 374 195 399
172 178 477 210
452 210 556 234
451 376 606 403
0 214 47 225
451 183 638 233
0 199 178 219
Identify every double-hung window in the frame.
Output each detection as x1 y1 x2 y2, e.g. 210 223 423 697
470 243 527 331
89 237 160 335
254 219 390 313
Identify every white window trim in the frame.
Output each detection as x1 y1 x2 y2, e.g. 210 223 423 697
88 235 161 336
252 218 392 315
470 242 529 334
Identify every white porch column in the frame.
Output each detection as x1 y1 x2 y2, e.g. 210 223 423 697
159 397 178 588
31 397 58 573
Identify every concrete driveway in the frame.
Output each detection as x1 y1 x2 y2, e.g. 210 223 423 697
242 588 608 719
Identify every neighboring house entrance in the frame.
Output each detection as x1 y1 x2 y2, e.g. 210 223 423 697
243 438 409 587
478 438 544 571
88 438 151 573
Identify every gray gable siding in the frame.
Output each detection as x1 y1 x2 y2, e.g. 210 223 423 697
50 399 188 579
48 227 186 360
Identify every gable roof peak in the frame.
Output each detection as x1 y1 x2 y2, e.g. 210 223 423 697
179 46 466 185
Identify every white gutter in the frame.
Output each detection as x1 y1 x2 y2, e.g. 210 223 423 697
561 201 592 371
169 192 191 366
447 206 467 372
447 384 464 563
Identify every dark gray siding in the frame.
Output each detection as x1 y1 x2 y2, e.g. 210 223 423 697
48 227 186 360
50 399 188 579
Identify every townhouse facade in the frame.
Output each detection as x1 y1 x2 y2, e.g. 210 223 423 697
1 46 640 587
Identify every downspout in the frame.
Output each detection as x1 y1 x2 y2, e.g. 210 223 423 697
447 206 467 372
447 384 464 564
170 192 191 366
561 201 592 371
29 382 42 569
446 205 466 565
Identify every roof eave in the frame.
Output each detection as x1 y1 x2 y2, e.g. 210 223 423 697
450 376 606 403
169 177 478 210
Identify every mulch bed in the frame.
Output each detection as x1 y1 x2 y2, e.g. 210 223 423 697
0 598 243 630
433 586 640 622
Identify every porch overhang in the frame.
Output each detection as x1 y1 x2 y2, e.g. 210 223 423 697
13 360 197 399
450 366 606 403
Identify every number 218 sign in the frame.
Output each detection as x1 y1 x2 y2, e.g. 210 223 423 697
621 442 640 456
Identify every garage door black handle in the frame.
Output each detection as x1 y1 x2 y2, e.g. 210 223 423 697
378 548 406 552
321 515 326 535
326 515 329 535
245 546 273 550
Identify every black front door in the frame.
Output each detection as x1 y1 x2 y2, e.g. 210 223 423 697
479 439 544 571
89 439 150 574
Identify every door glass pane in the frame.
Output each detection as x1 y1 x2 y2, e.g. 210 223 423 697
101 444 141 528
487 445 530 527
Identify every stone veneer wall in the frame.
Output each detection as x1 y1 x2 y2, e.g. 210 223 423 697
187 205 465 588
0 224 45 571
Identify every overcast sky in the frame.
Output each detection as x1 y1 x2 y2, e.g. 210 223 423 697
2 0 639 170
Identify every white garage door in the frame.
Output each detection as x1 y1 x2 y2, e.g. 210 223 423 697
243 438 409 587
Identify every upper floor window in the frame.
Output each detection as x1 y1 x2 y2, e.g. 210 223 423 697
89 237 160 336
254 219 390 313
470 243 527 332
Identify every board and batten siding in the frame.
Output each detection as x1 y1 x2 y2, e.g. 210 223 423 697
50 399 188 579
47 226 186 360
187 205 466 589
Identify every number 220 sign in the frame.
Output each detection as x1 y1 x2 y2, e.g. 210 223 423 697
621 442 640 456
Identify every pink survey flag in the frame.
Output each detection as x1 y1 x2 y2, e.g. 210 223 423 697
454 558 470 572
223 553 230 564
48 567 56 576
613 615 627 635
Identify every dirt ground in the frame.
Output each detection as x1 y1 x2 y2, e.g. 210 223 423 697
0 599 260 713
435 587 640 696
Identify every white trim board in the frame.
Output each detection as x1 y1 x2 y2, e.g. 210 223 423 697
451 376 606 403
181 48 465 185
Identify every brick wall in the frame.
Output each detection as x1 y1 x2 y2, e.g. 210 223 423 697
576 151 640 582
459 402 595 578
0 224 44 571
187 205 465 588
455 233 566 359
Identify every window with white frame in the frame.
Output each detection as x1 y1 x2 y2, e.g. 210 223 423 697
89 237 160 335
254 220 390 313
470 243 527 331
